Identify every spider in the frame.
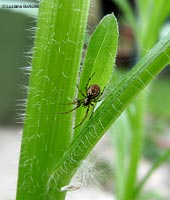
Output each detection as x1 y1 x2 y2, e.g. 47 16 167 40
57 73 105 129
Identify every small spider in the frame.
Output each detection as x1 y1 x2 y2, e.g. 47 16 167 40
57 73 105 129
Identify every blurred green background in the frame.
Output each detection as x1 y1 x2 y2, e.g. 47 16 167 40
0 9 35 125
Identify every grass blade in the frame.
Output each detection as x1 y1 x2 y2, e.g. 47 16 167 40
16 0 90 199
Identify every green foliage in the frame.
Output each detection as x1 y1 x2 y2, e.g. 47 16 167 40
16 0 170 200
47 32 170 200
45 13 119 197
16 0 90 199
74 14 118 135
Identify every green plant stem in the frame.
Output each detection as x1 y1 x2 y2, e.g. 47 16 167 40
123 95 145 200
112 111 130 200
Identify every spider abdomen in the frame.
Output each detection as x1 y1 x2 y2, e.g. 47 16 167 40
87 84 101 98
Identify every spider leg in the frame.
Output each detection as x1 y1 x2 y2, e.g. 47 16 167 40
62 97 85 105
98 86 106 98
73 105 90 129
89 103 95 118
85 72 95 91
62 100 77 105
76 84 86 97
101 86 106 95
56 103 82 114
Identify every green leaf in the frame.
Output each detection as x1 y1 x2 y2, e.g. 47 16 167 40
16 0 90 199
74 14 119 133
